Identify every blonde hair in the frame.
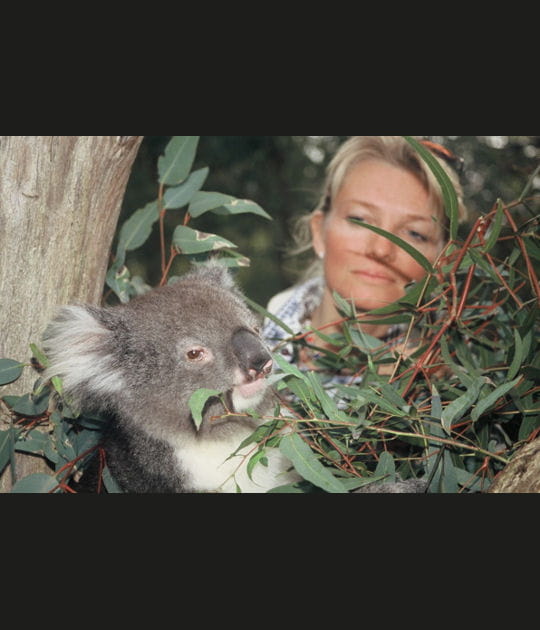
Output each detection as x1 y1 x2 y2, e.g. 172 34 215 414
291 136 468 276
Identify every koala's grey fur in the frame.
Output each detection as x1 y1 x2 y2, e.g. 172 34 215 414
42 261 299 493
354 478 428 493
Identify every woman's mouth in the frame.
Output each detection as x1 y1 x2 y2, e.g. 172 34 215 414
352 269 395 282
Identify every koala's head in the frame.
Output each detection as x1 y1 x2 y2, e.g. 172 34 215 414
42 261 273 440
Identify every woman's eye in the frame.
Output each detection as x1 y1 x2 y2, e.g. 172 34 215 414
408 230 428 243
348 215 366 225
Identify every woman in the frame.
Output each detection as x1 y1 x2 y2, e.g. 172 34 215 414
263 136 468 376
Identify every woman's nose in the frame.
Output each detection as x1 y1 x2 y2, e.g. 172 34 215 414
364 230 396 262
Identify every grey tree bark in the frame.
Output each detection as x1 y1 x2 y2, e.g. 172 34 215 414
489 438 540 493
0 135 143 491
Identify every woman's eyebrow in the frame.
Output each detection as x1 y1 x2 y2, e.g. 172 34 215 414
344 199 434 223
402 213 434 224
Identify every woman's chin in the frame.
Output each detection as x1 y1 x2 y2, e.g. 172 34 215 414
352 296 401 313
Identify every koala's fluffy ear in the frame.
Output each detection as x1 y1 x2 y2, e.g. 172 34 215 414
189 258 240 292
42 305 125 400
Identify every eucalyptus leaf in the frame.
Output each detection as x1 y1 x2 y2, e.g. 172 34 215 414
215 198 272 220
374 451 396 483
187 191 235 218
436 450 459 493
471 377 522 422
507 329 524 381
188 388 220 430
164 167 209 210
440 380 482 434
14 428 50 457
365 273 439 318
0 428 21 476
208 250 251 268
332 291 356 318
172 225 237 255
349 219 434 274
105 261 134 304
3 391 50 417
158 136 199 186
247 449 269 481
116 201 159 258
0 359 24 385
403 136 460 241
482 199 505 253
280 432 347 493
243 296 295 336
11 473 59 493
273 353 308 381
29 344 49 369
102 466 124 493
431 384 442 420
267 482 307 493
306 371 351 423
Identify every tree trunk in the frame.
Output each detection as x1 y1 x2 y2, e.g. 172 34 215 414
0 135 143 491
488 438 540 493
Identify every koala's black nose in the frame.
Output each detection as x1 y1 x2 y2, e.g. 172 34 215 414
232 329 273 379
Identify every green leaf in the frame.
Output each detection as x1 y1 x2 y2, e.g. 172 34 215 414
507 329 524 381
102 466 124 493
0 428 21 476
105 261 134 304
116 201 160 261
243 297 295 336
518 414 540 442
279 432 347 493
348 219 435 274
374 451 396 483
212 250 251 268
188 388 220 430
306 371 351 423
358 388 408 417
403 136 460 241
431 384 442 420
519 163 540 202
247 449 268 481
30 344 49 368
267 482 307 493
172 225 237 255
3 391 50 417
163 167 209 210
439 450 459 493
0 359 25 385
187 192 235 218
332 291 356 317
188 192 272 220
214 198 272 220
440 379 482 434
482 199 505 254
15 428 51 457
158 136 199 186
273 353 308 381
471 376 522 422
11 473 59 493
366 275 440 316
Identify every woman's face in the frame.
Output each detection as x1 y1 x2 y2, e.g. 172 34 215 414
310 159 445 312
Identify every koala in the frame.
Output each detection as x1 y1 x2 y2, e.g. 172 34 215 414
42 261 299 493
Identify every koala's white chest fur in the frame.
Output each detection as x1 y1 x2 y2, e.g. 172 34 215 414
172 431 298 493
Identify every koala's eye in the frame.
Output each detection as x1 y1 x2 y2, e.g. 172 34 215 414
186 348 205 361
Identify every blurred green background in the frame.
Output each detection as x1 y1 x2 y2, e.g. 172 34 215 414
120 136 540 306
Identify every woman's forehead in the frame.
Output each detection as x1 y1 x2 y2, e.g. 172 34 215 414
333 160 435 217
